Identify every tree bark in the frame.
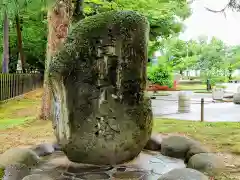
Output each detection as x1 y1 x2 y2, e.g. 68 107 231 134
2 10 9 73
40 0 72 120
15 14 25 73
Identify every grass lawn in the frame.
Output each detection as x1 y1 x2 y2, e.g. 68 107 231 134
194 89 212 93
0 89 239 179
154 119 240 155
178 83 206 91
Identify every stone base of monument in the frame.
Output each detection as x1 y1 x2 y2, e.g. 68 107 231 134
0 135 225 180
233 93 240 104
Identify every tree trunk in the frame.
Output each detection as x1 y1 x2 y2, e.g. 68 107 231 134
2 10 9 73
15 14 25 73
73 0 85 22
40 0 72 120
180 69 183 75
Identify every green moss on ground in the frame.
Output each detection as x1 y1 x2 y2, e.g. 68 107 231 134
0 166 4 179
0 89 41 130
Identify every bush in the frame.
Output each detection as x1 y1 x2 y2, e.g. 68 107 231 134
147 63 173 88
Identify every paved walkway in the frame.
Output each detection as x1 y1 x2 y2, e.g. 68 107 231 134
152 91 240 122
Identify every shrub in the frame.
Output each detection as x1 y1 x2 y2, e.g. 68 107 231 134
147 63 173 88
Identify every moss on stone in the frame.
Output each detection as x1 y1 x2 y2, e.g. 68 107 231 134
48 10 149 80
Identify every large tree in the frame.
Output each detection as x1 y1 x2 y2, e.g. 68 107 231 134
40 0 73 120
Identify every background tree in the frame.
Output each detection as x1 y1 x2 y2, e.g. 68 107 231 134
157 38 199 75
0 0 48 73
152 35 240 85
1 9 9 73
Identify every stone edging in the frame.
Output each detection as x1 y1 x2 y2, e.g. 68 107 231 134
0 135 226 180
144 134 226 179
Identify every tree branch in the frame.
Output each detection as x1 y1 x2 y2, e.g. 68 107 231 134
205 0 230 12
204 0 231 18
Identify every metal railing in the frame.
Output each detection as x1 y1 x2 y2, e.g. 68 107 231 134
0 73 43 101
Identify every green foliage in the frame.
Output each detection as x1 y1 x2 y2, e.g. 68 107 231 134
147 61 173 87
1 0 191 73
158 37 200 73
157 35 240 84
0 0 47 73
84 0 191 41
207 76 228 86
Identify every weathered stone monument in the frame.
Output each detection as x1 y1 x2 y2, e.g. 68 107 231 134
48 11 153 165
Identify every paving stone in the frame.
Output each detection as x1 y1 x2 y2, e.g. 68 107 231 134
23 150 187 180
62 172 75 177
75 172 110 179
22 174 54 180
57 175 73 180
112 171 147 179
67 164 113 174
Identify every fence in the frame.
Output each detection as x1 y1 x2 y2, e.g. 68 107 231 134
0 73 43 101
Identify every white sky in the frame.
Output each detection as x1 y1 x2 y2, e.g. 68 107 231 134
180 0 240 46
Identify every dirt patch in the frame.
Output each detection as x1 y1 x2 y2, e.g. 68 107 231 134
217 153 240 179
0 89 55 153
0 119 55 153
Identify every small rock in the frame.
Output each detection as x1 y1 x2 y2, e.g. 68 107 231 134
161 135 195 159
32 143 55 156
0 148 40 168
22 174 54 180
52 143 62 151
158 168 208 180
3 163 30 180
185 144 209 163
187 153 225 176
144 134 162 151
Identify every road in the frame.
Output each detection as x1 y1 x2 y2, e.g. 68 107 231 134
151 91 240 122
